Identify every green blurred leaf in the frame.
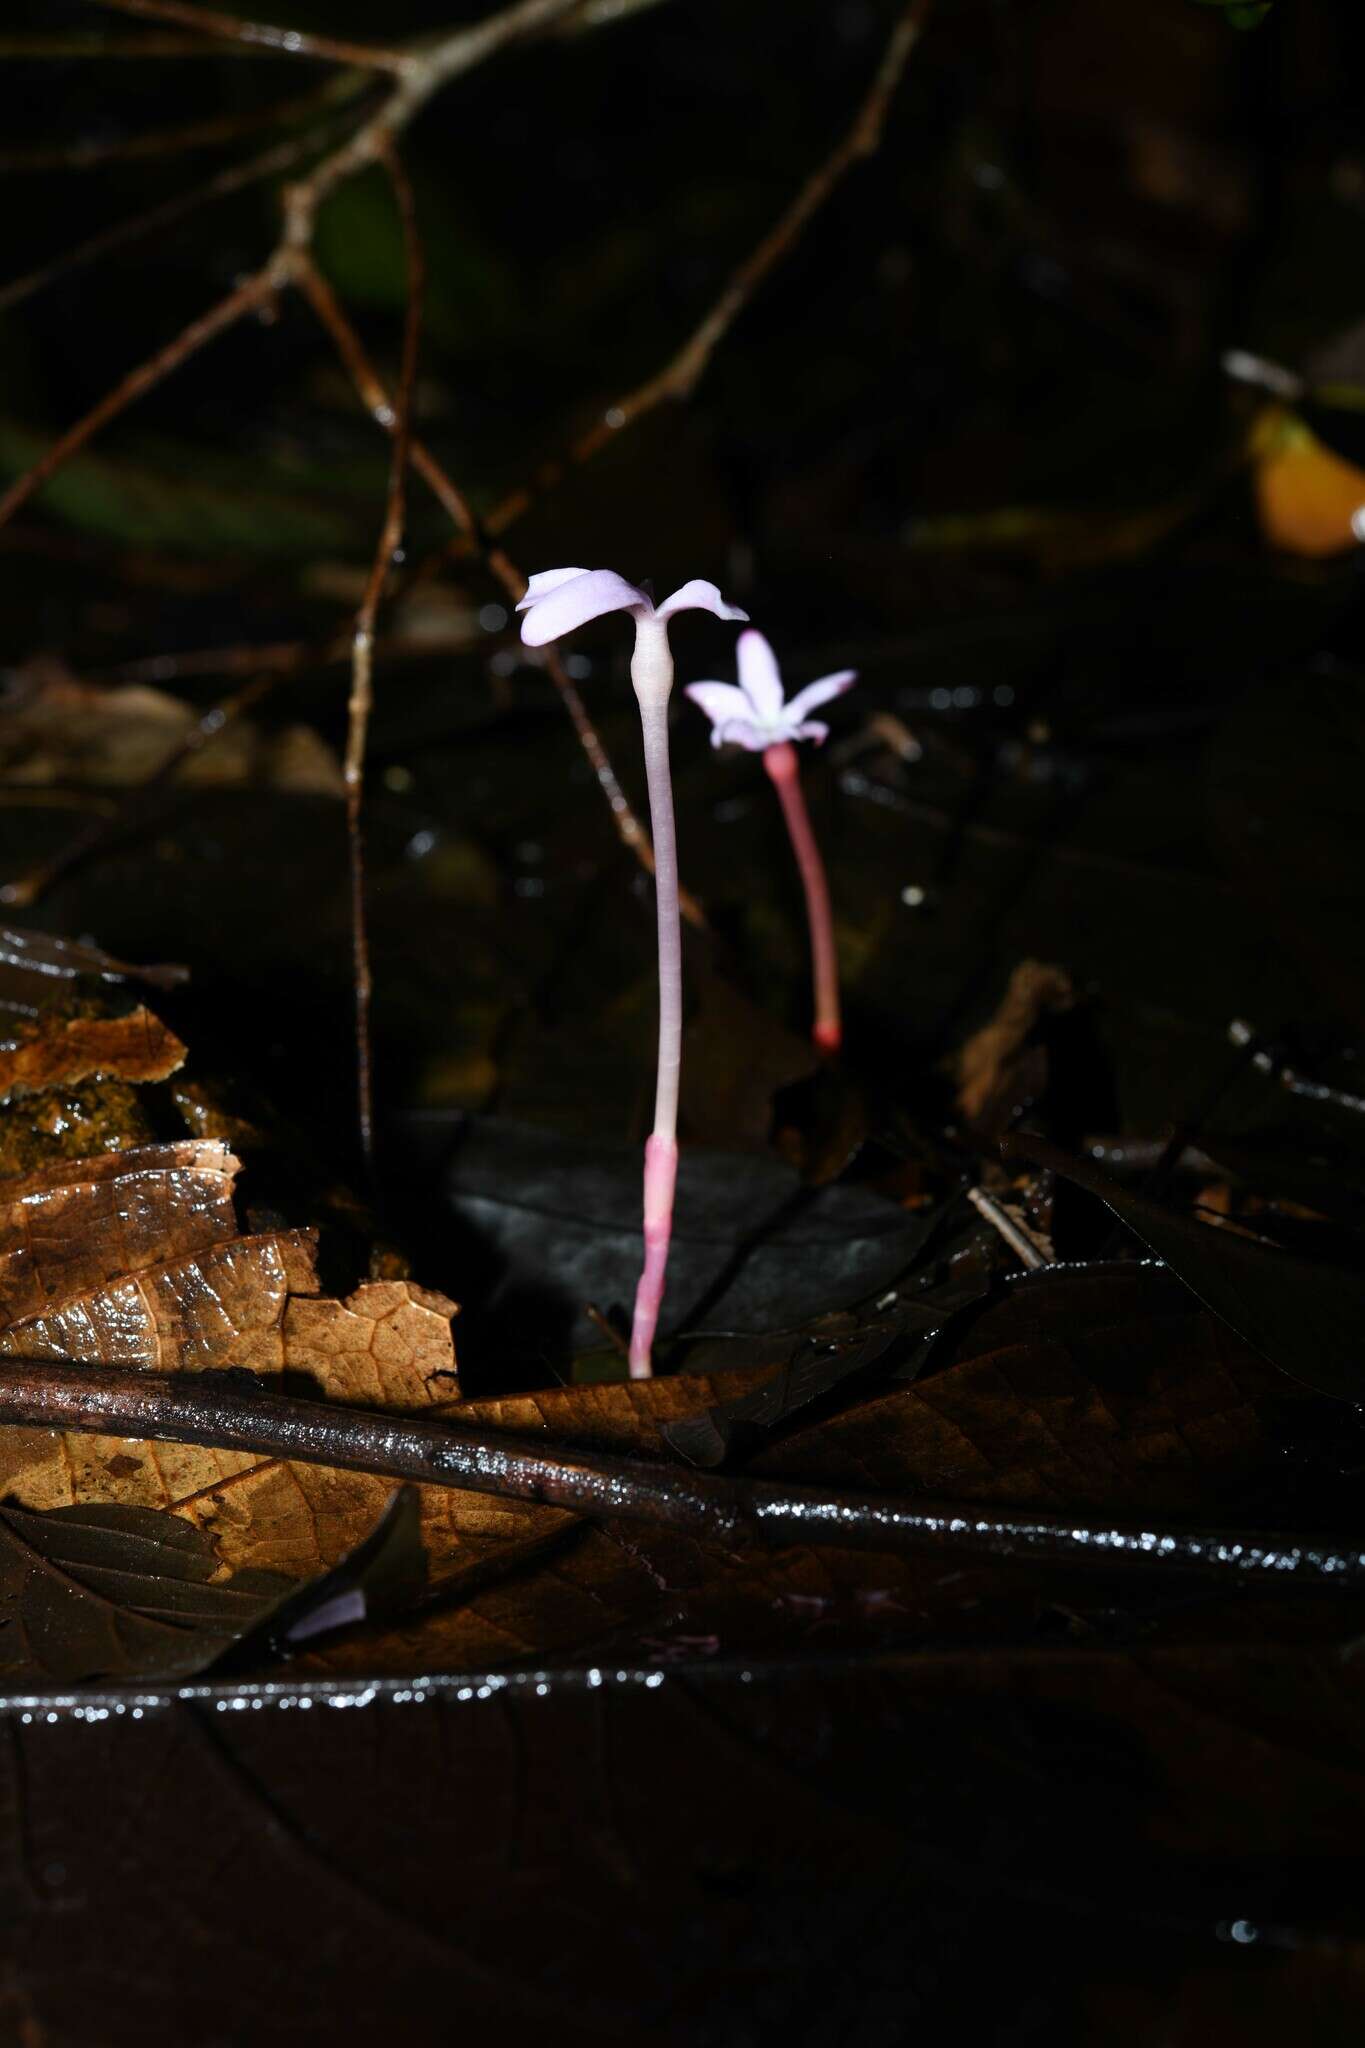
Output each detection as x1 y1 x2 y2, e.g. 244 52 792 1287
0 420 364 557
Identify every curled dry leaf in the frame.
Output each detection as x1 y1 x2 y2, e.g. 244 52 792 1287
953 959 1074 1129
0 666 343 796
0 1006 186 1101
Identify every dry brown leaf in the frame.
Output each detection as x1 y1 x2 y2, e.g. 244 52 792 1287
0 1007 186 1101
0 1228 318 1372
953 959 1074 1127
0 1140 239 1325
282 1281 460 1409
0 667 343 795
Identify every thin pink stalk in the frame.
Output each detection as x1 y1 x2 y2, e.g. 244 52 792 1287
628 617 683 1377
763 741 841 1052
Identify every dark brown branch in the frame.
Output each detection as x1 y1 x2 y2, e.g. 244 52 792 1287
84 0 411 71
344 144 424 1177
475 0 935 546
0 1359 1361 1589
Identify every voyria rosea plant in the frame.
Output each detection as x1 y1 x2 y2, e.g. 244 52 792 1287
687 629 855 1051
518 568 747 1378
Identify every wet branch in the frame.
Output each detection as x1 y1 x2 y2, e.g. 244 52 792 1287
0 1359 1360 1590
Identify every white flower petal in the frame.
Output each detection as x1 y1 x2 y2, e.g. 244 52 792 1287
656 578 748 624
518 568 648 646
736 630 786 721
784 669 856 723
790 719 831 746
714 717 771 752
517 566 589 609
684 682 753 730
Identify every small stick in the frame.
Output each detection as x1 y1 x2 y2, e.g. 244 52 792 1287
0 1359 1360 1588
344 143 423 1177
295 258 705 925
0 125 342 319
83 0 412 71
0 266 280 534
0 75 356 172
472 0 935 547
966 1186 1049 1270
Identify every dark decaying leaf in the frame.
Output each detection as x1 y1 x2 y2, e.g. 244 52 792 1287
0 925 187 995
0 1501 289 1685
1004 1132 1365 1401
208 1486 428 1673
0 1643 1363 2047
295 1265 1330 1681
663 1228 998 1467
438 1115 927 1367
1209 666 1365 1028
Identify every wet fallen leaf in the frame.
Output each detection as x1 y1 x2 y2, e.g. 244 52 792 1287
0 925 186 994
0 1140 239 1325
1005 1132 1365 1402
0 1228 320 1373
0 1006 185 1101
436 1114 925 1369
0 1500 287 1685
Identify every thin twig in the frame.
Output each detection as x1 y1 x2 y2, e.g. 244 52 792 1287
294 258 699 922
345 144 424 1177
475 0 935 545
0 1359 1361 1589
0 266 281 532
0 674 279 911
0 74 356 172
0 31 297 57
84 0 412 71
0 124 345 319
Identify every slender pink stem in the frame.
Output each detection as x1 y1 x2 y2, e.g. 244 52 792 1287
630 1131 678 1378
764 741 841 1052
628 618 684 1377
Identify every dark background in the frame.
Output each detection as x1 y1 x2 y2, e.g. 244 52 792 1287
1 3 1365 2042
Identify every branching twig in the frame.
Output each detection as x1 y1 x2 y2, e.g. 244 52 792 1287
345 143 424 1176
0 125 345 319
84 0 411 71
294 258 702 923
474 0 935 545
0 267 280 533
0 73 359 172
0 1358 1361 1589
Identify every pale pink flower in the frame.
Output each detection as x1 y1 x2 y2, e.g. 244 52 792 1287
518 564 747 1378
685 629 855 752
516 568 746 647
